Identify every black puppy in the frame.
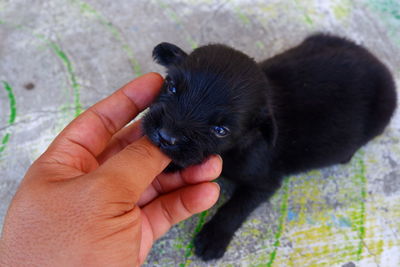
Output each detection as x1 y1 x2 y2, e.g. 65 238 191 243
143 34 397 260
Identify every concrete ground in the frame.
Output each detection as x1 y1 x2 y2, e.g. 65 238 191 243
1 0 399 266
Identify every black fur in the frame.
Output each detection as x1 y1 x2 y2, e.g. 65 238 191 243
143 34 397 260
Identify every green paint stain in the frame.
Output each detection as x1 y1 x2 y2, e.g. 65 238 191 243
369 0 400 19
266 177 290 267
155 0 198 49
293 0 314 25
232 5 268 53
2 81 16 124
354 153 367 261
256 41 265 49
235 7 251 25
70 0 142 75
304 13 313 25
47 43 82 117
367 0 400 45
333 2 351 20
179 210 208 267
0 133 10 153
0 81 16 154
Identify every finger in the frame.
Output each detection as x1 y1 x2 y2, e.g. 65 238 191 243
137 155 223 206
41 73 163 172
94 137 171 202
138 182 220 264
96 119 143 164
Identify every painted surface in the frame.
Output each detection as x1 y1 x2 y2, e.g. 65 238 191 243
0 0 399 266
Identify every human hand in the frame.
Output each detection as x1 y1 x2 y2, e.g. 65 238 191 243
0 73 222 266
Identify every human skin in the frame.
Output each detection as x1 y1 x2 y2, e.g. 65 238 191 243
0 73 222 266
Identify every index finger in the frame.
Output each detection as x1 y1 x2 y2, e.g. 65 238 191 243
44 73 163 169
94 137 171 203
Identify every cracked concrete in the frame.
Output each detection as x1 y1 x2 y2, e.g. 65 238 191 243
1 0 399 266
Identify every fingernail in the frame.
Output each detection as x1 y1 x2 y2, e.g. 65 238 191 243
210 154 223 176
212 182 221 192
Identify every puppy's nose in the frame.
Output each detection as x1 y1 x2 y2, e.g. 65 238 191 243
158 128 177 146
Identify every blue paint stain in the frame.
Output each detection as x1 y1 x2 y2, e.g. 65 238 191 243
287 210 298 221
306 217 315 225
329 214 352 228
339 217 352 228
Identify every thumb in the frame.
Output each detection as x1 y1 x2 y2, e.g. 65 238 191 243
93 136 171 203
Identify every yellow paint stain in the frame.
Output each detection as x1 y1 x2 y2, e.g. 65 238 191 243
333 0 352 20
292 0 318 26
366 157 378 164
237 2 282 32
288 172 328 227
370 239 385 259
274 177 343 265
291 225 333 240
260 5 277 15
254 251 270 264
258 2 283 21
242 228 262 238
271 158 370 266
241 147 397 266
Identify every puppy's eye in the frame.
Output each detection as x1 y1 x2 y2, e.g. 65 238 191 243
165 76 177 94
168 85 177 94
212 126 230 138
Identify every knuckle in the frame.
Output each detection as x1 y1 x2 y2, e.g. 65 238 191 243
152 177 165 194
89 108 118 136
179 192 193 216
160 200 175 225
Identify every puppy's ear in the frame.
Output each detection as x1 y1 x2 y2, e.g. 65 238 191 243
152 42 188 67
255 107 278 147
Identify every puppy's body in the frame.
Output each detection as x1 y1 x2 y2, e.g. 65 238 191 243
144 34 397 260
261 35 396 174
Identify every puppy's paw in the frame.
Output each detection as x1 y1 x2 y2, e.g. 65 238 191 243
194 222 232 261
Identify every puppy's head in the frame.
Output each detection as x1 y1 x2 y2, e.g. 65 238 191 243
143 42 276 168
